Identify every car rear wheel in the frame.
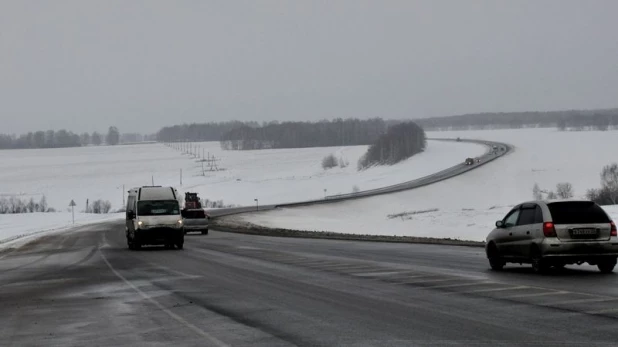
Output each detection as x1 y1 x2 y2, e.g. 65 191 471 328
597 258 617 273
530 249 549 274
487 244 504 271
202 229 208 235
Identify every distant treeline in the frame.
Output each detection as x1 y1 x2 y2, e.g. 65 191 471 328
219 118 388 150
416 108 618 131
358 122 426 170
157 121 260 142
0 126 148 150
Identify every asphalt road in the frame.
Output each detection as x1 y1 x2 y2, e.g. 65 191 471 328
3 222 618 346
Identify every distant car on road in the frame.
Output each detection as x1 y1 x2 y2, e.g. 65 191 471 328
182 192 209 235
182 208 209 235
465 158 475 165
486 200 618 273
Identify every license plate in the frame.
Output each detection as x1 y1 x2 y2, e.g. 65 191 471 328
570 228 598 238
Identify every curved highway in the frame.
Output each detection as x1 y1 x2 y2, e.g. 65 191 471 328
3 222 618 346
209 138 512 217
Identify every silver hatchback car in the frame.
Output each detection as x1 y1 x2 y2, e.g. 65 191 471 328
486 200 618 273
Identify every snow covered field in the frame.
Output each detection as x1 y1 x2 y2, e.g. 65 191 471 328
0 140 484 211
235 128 618 241
0 212 122 247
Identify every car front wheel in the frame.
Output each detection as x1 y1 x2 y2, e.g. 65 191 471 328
487 244 504 271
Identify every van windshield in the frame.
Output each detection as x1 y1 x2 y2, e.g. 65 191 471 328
137 200 180 216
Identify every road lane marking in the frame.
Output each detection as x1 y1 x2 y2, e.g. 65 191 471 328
585 308 618 315
395 278 453 285
550 297 618 306
99 248 229 347
352 271 402 277
503 291 568 299
422 281 492 289
457 285 529 294
383 274 441 282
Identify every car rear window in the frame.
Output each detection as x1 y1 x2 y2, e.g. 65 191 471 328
547 202 610 224
182 209 206 218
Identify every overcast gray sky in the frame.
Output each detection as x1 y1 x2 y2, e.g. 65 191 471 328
1 0 617 134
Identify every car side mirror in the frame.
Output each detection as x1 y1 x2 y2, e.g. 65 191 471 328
495 220 505 228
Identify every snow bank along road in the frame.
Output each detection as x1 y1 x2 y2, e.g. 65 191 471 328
3 222 618 346
208 138 511 217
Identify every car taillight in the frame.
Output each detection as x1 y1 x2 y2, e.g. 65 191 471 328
543 222 557 237
611 221 617 237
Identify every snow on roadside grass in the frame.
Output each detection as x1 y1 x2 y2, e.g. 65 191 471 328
234 128 618 241
233 205 618 242
0 140 485 210
0 212 122 247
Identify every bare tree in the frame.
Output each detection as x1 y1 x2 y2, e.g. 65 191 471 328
92 132 102 146
532 183 543 200
546 191 557 200
80 132 91 146
87 199 112 213
599 164 618 204
106 126 120 145
322 154 338 169
555 182 574 199
338 157 349 168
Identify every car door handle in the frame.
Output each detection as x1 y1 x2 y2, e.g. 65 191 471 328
509 232 513 236
526 231 530 235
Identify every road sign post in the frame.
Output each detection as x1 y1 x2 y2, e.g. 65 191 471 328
69 200 76 224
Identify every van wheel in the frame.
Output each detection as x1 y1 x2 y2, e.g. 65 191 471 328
176 242 184 250
487 243 504 271
202 229 208 235
133 242 141 250
598 258 617 273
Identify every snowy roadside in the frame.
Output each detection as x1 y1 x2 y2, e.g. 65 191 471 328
0 212 123 251
217 205 618 243
225 128 618 243
0 140 485 210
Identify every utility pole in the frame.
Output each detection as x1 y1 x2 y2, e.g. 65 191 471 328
152 175 154 186
69 200 76 224
180 169 183 186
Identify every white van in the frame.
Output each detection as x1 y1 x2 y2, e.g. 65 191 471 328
125 186 184 250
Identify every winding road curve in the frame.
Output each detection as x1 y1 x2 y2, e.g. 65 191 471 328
209 138 512 217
